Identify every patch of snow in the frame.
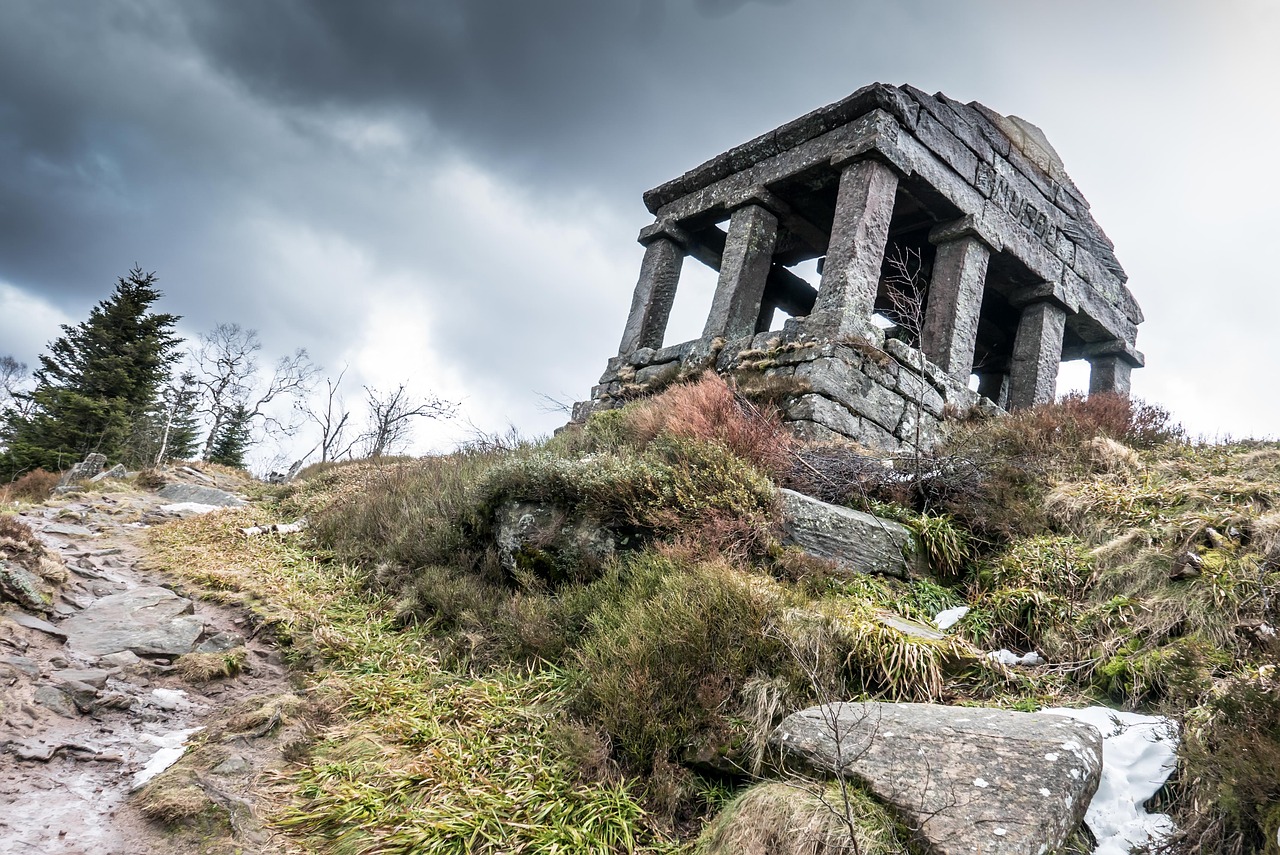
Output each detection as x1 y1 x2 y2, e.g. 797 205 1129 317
1042 707 1178 855
987 648 1046 666
159 502 223 516
149 688 192 710
130 727 202 791
973 777 990 788
934 606 969 630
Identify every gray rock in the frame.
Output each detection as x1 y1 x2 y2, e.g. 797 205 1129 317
41 523 94 537
54 678 100 712
196 631 245 654
51 668 113 689
0 654 39 677
6 611 65 637
33 685 77 718
770 701 1103 855
211 754 253 776
60 586 203 656
494 501 616 583
779 489 923 579
57 453 107 486
98 649 141 669
155 483 246 507
88 464 128 483
1 562 50 612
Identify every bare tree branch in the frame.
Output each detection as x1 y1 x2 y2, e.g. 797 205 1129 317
359 383 457 458
297 366 356 463
192 323 319 460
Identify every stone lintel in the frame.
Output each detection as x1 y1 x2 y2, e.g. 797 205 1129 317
618 236 685 355
1007 300 1067 409
809 158 900 338
704 204 779 340
726 186 830 255
642 83 919 214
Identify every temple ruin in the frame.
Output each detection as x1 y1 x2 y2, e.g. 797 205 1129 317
575 83 1144 449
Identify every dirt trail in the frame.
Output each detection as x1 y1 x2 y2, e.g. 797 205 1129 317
0 482 295 854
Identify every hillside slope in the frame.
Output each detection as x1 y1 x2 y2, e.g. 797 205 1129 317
126 376 1278 854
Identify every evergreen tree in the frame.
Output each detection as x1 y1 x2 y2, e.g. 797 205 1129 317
157 371 203 463
0 268 181 477
137 370 203 465
206 403 252 469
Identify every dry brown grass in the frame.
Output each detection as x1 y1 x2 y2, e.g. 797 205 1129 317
175 649 247 683
696 781 905 855
0 468 59 503
616 373 794 480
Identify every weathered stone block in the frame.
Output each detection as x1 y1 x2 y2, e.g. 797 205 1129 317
771 702 1103 855
779 489 922 578
794 359 905 432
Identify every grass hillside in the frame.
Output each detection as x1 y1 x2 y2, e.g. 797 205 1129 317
143 375 1280 854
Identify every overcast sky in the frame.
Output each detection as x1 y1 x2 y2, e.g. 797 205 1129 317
2 0 1277 466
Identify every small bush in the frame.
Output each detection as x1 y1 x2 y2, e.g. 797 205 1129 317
0 468 58 503
587 373 794 481
696 781 907 855
574 552 786 771
175 649 247 682
134 468 167 489
1176 671 1280 852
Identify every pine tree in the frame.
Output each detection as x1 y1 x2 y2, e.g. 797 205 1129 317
206 403 252 469
147 371 202 464
0 268 181 477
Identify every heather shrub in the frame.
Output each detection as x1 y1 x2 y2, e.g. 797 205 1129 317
586 373 794 481
573 551 787 771
0 468 58 503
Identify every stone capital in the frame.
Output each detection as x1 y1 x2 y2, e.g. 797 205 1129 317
636 220 693 249
1009 280 1079 315
830 109 914 177
927 215 1001 252
1062 338 1145 368
725 185 786 215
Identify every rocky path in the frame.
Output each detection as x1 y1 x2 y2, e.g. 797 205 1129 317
0 486 293 854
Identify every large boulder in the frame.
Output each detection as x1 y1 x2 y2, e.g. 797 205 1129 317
57 453 108 486
155 483 246 507
779 489 924 578
494 501 616 584
770 701 1103 855
60 586 203 656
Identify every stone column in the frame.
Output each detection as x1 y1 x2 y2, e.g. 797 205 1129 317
1089 354 1132 397
810 158 900 337
976 372 1008 409
1007 300 1067 409
921 220 991 380
704 203 779 340
618 233 684 355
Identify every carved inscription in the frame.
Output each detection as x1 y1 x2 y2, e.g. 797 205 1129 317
989 173 1059 250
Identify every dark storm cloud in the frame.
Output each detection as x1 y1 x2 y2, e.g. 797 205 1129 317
2 0 1276 447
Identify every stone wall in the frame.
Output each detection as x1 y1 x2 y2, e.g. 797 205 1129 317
573 329 999 451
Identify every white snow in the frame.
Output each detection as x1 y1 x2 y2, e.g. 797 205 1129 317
130 727 202 791
934 606 969 630
159 502 223 516
987 648 1046 666
149 688 192 710
1041 707 1179 855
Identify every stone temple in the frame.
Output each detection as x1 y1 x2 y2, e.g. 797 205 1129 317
574 83 1144 450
